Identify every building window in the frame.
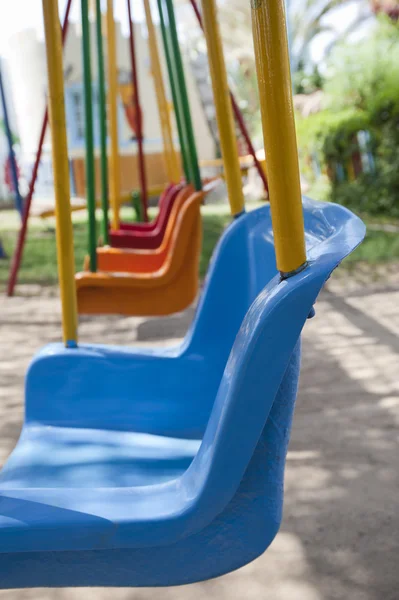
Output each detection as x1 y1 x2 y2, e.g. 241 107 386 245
65 82 129 150
71 90 85 141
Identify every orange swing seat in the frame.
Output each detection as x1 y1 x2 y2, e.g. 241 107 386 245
75 189 203 316
96 185 194 273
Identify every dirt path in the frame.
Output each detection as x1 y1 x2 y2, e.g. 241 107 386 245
0 283 398 600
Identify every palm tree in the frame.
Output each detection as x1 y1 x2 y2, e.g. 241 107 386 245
290 0 372 71
180 0 371 70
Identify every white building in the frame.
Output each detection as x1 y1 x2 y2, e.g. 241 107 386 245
2 17 214 201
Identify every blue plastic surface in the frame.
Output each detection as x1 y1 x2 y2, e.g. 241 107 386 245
0 198 365 588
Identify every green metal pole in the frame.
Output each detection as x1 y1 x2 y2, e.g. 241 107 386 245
81 0 97 270
162 0 202 191
156 0 190 183
95 0 109 244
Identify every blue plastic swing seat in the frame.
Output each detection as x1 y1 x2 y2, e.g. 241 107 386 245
0 198 365 589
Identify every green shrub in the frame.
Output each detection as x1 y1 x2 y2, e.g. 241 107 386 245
331 110 399 216
296 108 371 184
324 17 399 115
296 17 399 216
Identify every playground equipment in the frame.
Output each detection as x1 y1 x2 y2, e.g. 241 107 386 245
105 0 256 258
77 188 203 314
4 0 266 296
101 183 186 251
188 0 269 197
109 183 185 249
81 0 97 271
126 0 148 217
106 0 181 236
105 0 196 251
111 0 266 250
107 0 122 231
78 183 203 314
96 184 227 274
6 0 73 296
142 0 181 188
0 61 23 219
157 0 202 191
95 0 109 244
0 0 364 589
75 0 203 315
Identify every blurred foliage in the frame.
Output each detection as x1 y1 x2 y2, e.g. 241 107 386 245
290 0 371 70
183 0 369 150
293 62 325 95
228 57 261 142
297 109 371 161
324 16 399 114
297 17 399 216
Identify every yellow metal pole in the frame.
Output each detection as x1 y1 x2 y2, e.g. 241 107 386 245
200 0 244 217
106 0 121 230
143 0 180 184
251 0 306 275
42 0 78 347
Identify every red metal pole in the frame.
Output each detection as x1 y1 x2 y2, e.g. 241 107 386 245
6 0 74 297
189 0 268 196
127 0 148 221
229 93 269 196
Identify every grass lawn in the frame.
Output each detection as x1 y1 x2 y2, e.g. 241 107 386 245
344 227 399 265
1 200 399 291
0 204 232 289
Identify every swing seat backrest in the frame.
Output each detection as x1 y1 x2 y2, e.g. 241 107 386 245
96 185 197 274
110 183 185 249
177 197 363 409
118 183 175 232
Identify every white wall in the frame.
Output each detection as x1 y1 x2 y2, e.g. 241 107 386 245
5 29 48 157
4 19 215 165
